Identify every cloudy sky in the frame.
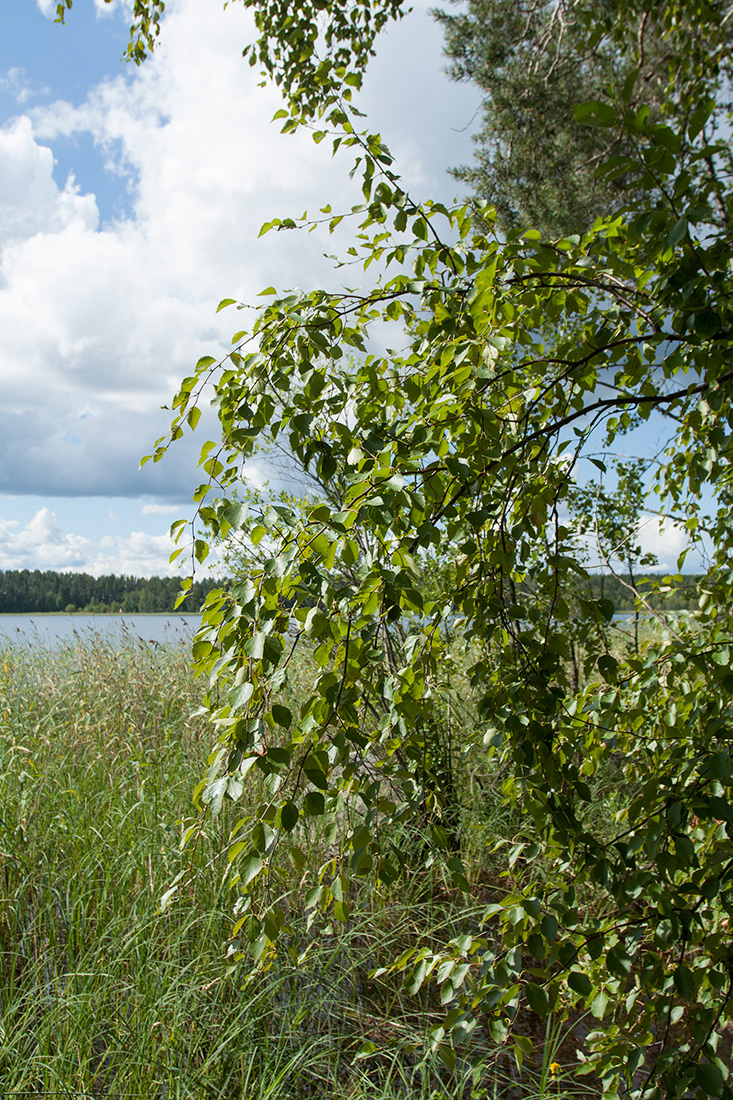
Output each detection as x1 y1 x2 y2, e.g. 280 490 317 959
0 0 483 576
0 0 693 578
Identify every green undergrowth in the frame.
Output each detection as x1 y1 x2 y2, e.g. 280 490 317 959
0 635 597 1099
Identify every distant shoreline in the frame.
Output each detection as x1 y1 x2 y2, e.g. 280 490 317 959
0 611 202 617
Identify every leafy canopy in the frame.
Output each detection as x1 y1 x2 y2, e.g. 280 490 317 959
66 0 733 1096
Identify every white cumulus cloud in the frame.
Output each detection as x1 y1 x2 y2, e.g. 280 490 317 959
0 115 98 241
1 0 359 502
140 501 182 516
0 505 224 577
637 516 692 572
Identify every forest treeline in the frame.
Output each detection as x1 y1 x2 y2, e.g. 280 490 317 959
0 569 225 614
0 568 701 615
582 573 701 612
554 572 702 612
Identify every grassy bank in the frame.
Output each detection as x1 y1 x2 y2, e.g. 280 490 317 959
0 636 518 1099
0 617 674 1098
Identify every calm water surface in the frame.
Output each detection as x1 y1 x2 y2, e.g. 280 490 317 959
0 610 652 650
0 614 202 648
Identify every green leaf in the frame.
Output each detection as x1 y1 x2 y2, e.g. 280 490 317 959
607 945 632 979
621 68 638 103
239 852 264 888
303 792 325 816
674 964 696 999
695 1062 725 1098
305 607 328 637
202 777 227 815
279 801 299 832
228 682 254 709
412 216 428 240
666 218 688 249
695 309 721 339
244 632 265 660
567 971 592 997
436 1044 456 1072
688 100 715 141
304 755 329 789
525 982 549 1015
573 101 616 127
272 704 293 729
541 914 558 942
224 503 248 528
590 991 608 1019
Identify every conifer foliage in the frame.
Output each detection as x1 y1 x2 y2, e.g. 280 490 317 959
436 0 733 235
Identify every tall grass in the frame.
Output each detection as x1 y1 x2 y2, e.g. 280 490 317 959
0 634 499 1099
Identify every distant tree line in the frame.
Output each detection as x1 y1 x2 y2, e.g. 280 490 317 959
584 573 702 612
0 567 701 616
0 570 225 614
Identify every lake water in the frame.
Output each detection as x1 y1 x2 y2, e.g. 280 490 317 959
0 609 657 651
0 614 202 649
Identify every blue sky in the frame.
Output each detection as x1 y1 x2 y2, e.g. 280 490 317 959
0 1 692 576
1 1 133 220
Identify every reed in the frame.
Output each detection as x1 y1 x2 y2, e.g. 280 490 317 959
0 635 495 1099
